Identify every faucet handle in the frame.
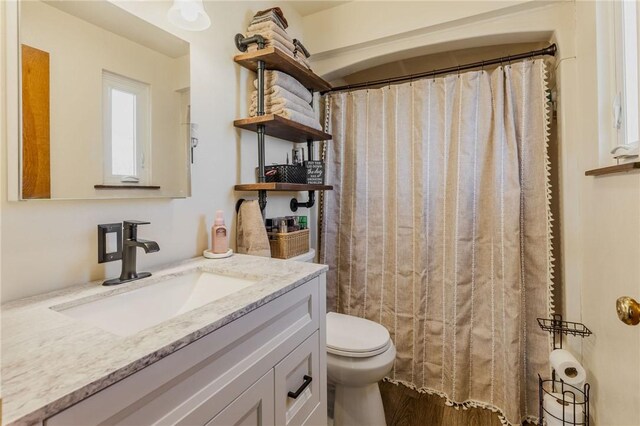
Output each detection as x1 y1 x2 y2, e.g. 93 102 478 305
123 220 150 239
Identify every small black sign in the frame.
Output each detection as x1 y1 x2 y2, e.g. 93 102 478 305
305 160 325 185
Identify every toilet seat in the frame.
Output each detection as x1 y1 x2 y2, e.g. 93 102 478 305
326 312 391 358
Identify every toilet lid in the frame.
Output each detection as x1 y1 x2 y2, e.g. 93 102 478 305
326 312 391 357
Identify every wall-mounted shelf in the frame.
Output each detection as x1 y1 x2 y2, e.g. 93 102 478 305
94 185 160 190
233 34 333 213
234 115 331 143
235 183 333 192
585 161 640 176
234 47 332 92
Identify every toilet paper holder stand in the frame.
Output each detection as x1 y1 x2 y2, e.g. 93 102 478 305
537 314 592 425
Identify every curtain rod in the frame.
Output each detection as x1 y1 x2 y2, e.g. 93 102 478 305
322 43 557 95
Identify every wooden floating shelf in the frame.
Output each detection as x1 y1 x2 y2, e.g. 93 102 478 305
234 114 332 143
234 47 332 92
234 183 333 192
585 162 640 176
94 184 160 190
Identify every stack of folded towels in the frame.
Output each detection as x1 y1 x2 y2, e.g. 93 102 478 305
246 7 312 71
250 70 322 130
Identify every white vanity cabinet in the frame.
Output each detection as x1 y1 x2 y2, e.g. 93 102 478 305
44 274 327 426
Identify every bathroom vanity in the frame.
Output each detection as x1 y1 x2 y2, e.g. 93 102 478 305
1 255 327 425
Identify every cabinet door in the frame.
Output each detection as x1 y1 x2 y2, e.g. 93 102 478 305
206 370 274 426
275 330 322 426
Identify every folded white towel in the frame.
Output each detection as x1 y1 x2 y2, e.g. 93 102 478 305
246 30 295 53
250 97 315 119
250 86 313 113
247 21 294 45
274 108 322 130
253 70 312 103
250 10 287 30
247 41 295 60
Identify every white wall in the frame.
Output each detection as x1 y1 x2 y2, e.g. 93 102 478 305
1 0 310 302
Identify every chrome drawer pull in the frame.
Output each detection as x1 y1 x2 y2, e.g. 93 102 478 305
287 375 312 399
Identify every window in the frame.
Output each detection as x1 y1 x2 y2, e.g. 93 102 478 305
102 71 151 184
613 1 640 150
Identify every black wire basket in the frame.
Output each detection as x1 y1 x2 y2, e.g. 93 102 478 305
257 165 307 184
539 375 590 425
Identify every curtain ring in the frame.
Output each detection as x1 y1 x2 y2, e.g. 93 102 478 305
457 65 461 78
507 54 512 67
481 60 485 72
432 69 436 82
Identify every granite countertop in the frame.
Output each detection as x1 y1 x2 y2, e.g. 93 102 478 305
1 254 327 425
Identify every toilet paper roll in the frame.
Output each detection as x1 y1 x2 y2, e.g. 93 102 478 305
549 349 587 388
543 392 585 426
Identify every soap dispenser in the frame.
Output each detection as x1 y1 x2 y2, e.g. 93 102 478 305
211 210 229 254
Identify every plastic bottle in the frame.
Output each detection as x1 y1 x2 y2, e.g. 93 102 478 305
211 210 229 254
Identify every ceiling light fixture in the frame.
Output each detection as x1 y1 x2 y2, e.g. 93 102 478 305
167 0 211 31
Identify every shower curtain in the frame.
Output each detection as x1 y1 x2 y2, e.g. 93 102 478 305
320 59 553 424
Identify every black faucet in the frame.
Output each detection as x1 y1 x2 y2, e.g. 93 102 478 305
103 221 160 286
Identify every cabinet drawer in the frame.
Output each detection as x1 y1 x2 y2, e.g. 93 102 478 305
206 370 274 426
275 330 321 426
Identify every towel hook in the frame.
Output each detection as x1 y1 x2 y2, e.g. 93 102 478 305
235 198 246 214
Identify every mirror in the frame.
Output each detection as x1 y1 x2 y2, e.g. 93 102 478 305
18 0 191 199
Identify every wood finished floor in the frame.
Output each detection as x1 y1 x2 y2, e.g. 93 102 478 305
380 381 534 426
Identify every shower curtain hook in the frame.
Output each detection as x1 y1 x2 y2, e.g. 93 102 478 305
507 54 512 67
432 70 436 82
481 60 485 72
457 65 461 78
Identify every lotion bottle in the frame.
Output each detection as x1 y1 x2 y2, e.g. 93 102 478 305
211 210 229 254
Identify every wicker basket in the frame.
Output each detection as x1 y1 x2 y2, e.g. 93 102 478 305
269 229 310 259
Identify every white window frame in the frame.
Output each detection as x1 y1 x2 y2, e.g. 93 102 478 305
102 70 151 185
612 0 640 152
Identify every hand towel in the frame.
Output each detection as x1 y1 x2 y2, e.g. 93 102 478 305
293 39 310 58
294 51 312 70
253 70 312 103
250 85 314 113
236 200 271 258
247 21 294 45
254 7 288 28
246 30 295 53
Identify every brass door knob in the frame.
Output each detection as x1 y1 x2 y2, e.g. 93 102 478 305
616 296 640 326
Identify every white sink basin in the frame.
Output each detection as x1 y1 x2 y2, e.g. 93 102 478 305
54 271 259 336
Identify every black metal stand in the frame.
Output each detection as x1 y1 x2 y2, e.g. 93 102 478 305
235 34 324 214
537 314 592 425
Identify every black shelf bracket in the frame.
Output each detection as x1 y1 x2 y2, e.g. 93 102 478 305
290 139 318 212
290 191 315 212
235 33 265 52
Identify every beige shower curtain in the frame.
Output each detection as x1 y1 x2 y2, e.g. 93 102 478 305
320 59 553 424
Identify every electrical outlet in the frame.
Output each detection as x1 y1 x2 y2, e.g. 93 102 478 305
98 223 122 263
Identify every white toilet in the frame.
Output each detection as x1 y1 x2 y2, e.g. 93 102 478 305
289 249 396 426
